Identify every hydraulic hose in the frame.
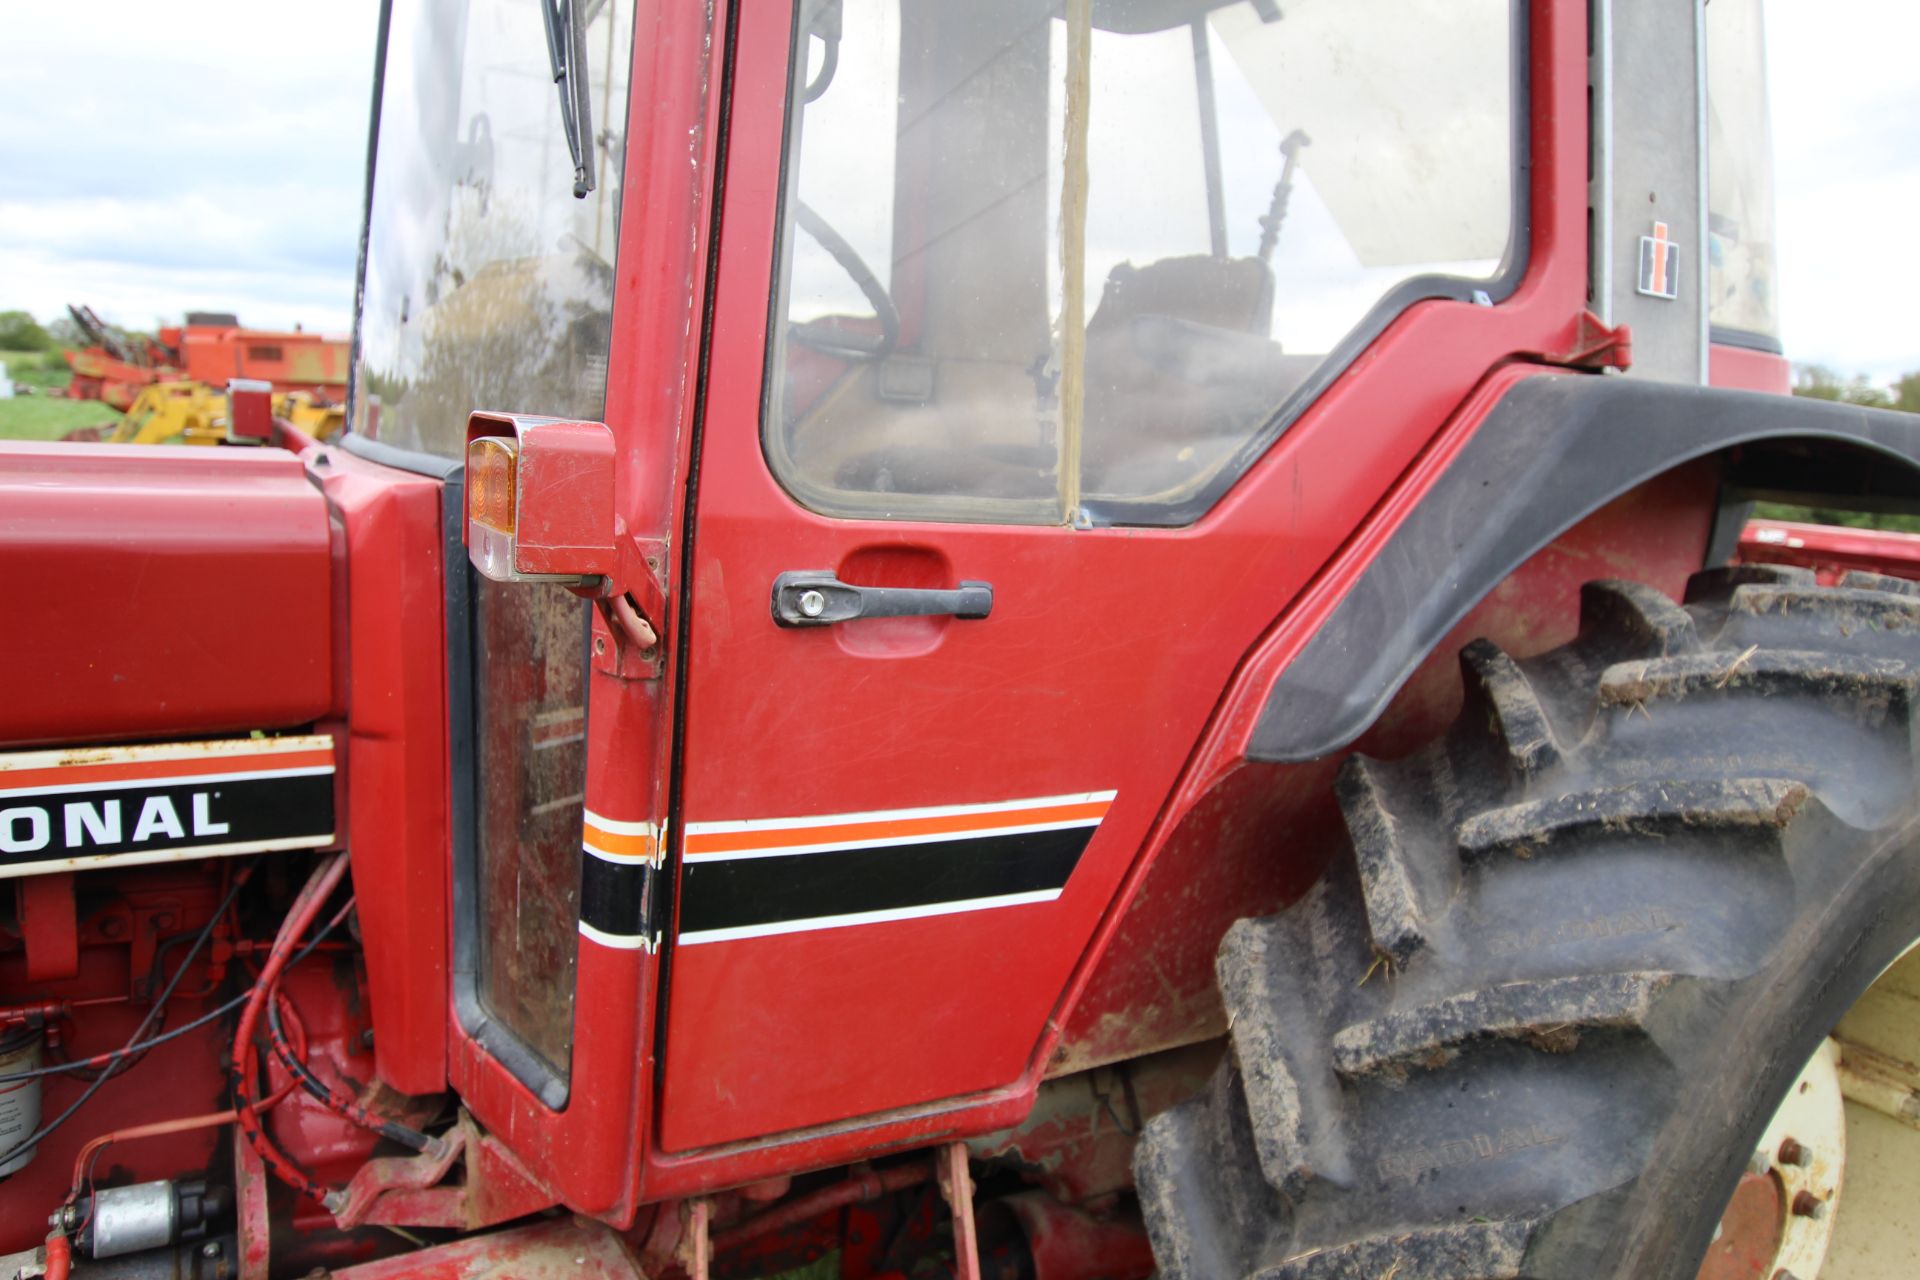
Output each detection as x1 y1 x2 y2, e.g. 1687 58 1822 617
264 990 437 1155
229 854 352 1203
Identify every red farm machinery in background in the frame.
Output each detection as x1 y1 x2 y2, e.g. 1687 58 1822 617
61 304 348 410
6 3 1920 1279
1739 517 1920 586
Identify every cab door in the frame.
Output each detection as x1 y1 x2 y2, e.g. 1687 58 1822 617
660 0 1546 1151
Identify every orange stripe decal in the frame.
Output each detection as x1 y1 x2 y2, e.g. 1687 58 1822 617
685 797 1114 857
0 747 334 793
584 823 659 861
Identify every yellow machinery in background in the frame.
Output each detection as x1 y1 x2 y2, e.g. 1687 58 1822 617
108 380 345 446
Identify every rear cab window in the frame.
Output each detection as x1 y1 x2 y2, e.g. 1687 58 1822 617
1705 0 1781 348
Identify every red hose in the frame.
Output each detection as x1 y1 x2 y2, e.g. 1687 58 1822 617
230 854 351 1203
71 1032 307 1203
71 1110 242 1201
62 901 327 1225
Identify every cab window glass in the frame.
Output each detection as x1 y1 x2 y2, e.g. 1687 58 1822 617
353 0 631 457
1705 0 1781 344
766 0 1517 526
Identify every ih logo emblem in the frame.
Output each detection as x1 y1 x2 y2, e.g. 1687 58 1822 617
1638 220 1680 300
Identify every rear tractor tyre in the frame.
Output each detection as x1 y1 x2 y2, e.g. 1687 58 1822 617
1135 566 1920 1279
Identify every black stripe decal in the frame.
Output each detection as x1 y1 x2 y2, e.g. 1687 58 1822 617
579 851 658 940
678 825 1094 937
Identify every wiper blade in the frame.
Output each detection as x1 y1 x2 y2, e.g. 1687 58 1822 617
541 0 596 198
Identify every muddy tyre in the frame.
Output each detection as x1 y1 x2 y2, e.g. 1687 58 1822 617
1135 567 1920 1279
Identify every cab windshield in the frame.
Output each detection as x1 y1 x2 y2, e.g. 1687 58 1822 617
352 0 631 458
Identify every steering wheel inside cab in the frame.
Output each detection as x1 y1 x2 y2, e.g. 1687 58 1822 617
787 199 901 363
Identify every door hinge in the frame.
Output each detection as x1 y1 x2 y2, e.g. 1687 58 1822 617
593 593 662 680
591 539 668 680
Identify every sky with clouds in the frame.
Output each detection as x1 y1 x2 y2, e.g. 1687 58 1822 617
1 1 1915 380
0 0 380 336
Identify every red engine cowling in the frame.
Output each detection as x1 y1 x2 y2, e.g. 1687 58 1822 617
0 438 457 1273
0 441 334 747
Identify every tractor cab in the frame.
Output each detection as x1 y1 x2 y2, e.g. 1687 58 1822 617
346 0 1532 1190
337 0 1789 1220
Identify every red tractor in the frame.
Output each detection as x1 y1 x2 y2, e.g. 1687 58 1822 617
4 2 1919 1278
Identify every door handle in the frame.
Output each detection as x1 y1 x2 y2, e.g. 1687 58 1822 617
771 571 993 627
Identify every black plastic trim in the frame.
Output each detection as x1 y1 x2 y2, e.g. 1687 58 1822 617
1709 325 1786 356
1703 496 1757 567
1248 375 1920 764
338 430 462 480
345 0 394 430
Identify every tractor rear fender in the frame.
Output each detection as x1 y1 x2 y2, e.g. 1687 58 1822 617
1047 373 1920 1075
1241 373 1920 765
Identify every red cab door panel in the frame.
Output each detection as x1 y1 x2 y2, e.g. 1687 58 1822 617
660 0 1578 1151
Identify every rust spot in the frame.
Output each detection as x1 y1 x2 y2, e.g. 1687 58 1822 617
1772 784 1811 828
1522 1024 1581 1055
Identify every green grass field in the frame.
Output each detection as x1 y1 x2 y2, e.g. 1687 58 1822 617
1753 502 1920 535
0 348 122 441
4 347 72 390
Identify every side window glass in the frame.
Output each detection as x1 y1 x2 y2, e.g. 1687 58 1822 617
1705 0 1781 346
766 0 1518 527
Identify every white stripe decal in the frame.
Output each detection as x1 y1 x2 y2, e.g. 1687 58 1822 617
677 888 1063 945
0 737 332 771
578 919 659 951
583 810 661 836
0 833 336 879
0 764 336 801
682 815 1104 863
682 790 1118 838
582 841 663 867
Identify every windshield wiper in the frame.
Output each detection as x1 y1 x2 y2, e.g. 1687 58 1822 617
541 0 596 198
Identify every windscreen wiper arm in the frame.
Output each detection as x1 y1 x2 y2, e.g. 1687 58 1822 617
541 0 596 198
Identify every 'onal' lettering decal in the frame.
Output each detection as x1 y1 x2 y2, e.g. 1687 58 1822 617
0 736 335 877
